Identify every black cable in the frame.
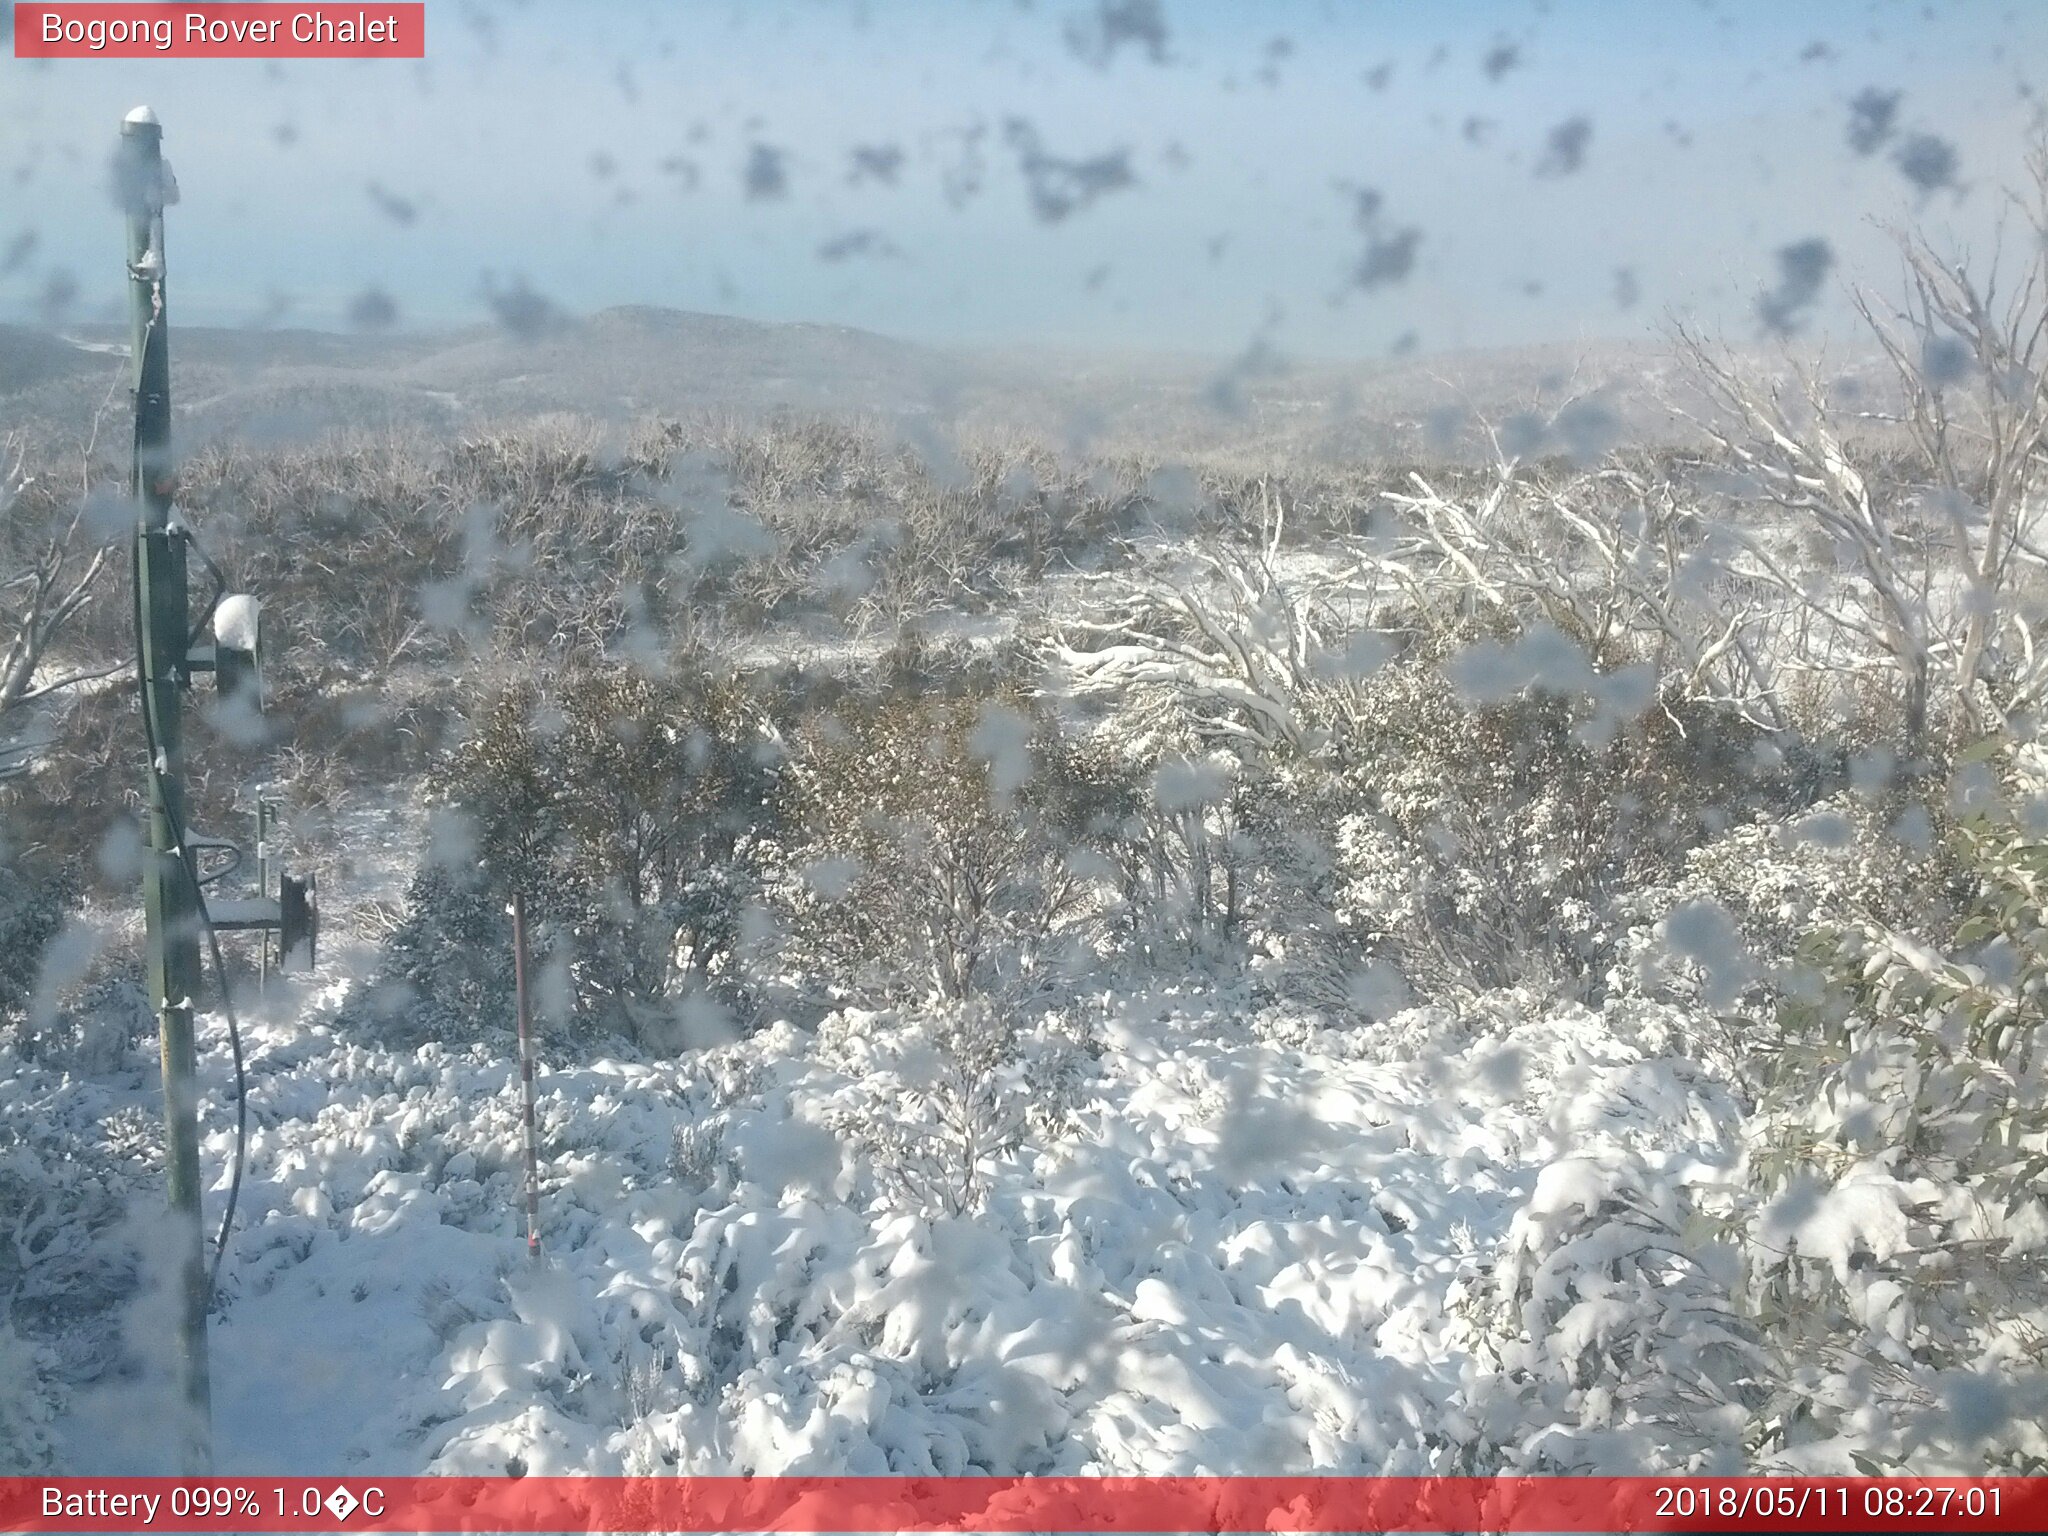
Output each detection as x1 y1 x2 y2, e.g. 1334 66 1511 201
131 488 248 1314
200 913 248 1309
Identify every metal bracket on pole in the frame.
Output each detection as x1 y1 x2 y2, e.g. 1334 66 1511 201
280 872 318 970
205 804 317 975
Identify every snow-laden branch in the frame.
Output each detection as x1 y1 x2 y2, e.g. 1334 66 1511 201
1363 462 1792 733
0 435 116 725
1044 488 1352 758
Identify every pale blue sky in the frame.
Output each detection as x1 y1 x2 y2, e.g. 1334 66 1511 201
2 0 2044 359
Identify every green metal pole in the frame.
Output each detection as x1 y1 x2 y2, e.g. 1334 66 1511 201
123 104 212 1475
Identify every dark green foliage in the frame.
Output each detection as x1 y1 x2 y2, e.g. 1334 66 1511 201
359 861 520 1046
379 659 783 1048
542 666 782 1037
783 692 1102 1002
0 846 76 1031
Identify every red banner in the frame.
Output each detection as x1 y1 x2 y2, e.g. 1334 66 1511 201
2 1476 2046 1533
12 4 424 58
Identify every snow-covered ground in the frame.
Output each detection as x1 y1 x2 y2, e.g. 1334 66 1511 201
18 915 1738 1475
12 432 2045 1479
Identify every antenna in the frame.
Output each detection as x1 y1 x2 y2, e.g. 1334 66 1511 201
121 101 213 1476
122 108 321 1474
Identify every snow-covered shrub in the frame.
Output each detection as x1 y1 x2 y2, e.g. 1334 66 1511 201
1678 154 2048 759
669 1058 766 1196
30 976 150 1076
810 1000 1090 1218
669 1114 736 1195
1365 461 1795 739
782 694 1099 1003
1417 995 1762 1474
1459 1150 1760 1473
627 414 1150 630
1073 738 1269 963
1046 501 1786 1005
1727 747 2048 1471
1038 507 1388 973
0 1324 59 1472
426 680 560 892
862 1002 1029 1218
0 1086 145 1465
1042 720 1345 980
1633 788 1962 979
0 679 138 904
1012 1010 1103 1137
1327 646 1767 1003
1050 513 1339 761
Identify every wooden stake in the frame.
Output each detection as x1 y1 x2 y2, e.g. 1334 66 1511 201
512 888 542 1261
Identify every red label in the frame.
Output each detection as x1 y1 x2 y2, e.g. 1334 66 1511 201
13 4 424 57
0 1477 2045 1533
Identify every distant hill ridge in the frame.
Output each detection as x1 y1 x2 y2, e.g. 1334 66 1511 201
0 306 1885 462
0 323 114 395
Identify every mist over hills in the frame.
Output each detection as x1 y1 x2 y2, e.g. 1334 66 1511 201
1 304 1877 464
4 307 975 444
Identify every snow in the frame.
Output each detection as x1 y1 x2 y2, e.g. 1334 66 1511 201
1753 1169 1921 1287
213 595 262 655
59 336 128 358
12 949 1745 1477
12 631 2045 1478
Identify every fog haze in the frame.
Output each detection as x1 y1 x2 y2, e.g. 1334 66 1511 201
4 0 2044 362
